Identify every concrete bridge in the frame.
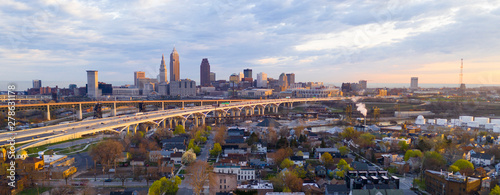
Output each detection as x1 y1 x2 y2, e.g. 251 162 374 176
0 97 346 150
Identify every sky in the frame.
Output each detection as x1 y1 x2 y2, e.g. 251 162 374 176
1 0 500 91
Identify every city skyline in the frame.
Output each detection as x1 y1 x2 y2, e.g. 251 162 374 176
2 1 500 90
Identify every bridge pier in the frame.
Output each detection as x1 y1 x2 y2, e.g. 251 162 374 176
162 102 164 110
174 118 178 127
127 125 130 134
162 120 166 129
78 103 82 120
181 119 186 128
169 118 173 129
182 101 184 109
134 124 139 134
268 106 271 113
194 117 199 127
46 105 51 120
201 115 206 126
112 102 117 116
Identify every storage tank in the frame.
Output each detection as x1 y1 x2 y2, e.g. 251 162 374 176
485 123 496 130
475 117 490 125
427 119 435 124
415 115 426 125
491 119 500 125
450 119 461 126
436 119 447 126
494 126 500 133
459 116 474 122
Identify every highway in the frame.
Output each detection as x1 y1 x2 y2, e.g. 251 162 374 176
0 97 344 150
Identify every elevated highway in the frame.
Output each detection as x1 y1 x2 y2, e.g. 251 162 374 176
0 97 346 150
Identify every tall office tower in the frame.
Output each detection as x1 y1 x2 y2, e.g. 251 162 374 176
359 80 367 90
33 80 42 88
134 71 145 87
159 54 168 83
210 72 216 82
410 77 418 90
87 70 98 98
286 73 295 86
170 47 180 82
244 68 252 79
200 58 211 86
279 73 288 90
257 72 268 88
238 72 244 81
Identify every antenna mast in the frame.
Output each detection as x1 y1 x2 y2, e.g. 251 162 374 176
460 58 463 85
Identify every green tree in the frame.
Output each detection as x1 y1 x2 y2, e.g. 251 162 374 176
423 151 445 170
166 176 182 194
341 127 360 140
398 141 409 152
187 139 195 150
206 126 212 132
173 125 185 135
293 165 307 178
194 145 201 154
296 151 304 157
452 159 474 175
491 185 500 195
210 143 222 156
404 149 423 161
280 158 294 169
448 165 460 173
339 146 349 156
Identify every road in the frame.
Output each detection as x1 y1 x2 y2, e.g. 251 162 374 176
177 131 214 195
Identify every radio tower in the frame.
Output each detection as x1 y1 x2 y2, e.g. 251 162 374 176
459 59 466 97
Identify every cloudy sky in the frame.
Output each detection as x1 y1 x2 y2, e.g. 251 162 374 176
2 0 500 90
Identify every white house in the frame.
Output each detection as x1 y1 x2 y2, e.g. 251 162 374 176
470 153 495 166
213 164 255 182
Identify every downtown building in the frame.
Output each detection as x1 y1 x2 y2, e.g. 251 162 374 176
200 58 211 87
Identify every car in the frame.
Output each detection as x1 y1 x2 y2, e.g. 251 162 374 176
104 179 113 182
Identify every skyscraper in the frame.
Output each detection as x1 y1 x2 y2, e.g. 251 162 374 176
279 73 288 91
286 73 295 86
257 72 267 88
411 77 418 89
359 80 367 90
33 80 41 89
87 70 98 98
210 72 216 82
200 58 211 86
244 69 252 79
159 54 168 83
134 71 145 87
170 47 180 82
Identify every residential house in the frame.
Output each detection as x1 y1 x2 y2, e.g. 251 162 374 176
290 156 304 166
211 173 237 195
325 184 349 195
213 163 255 182
237 181 274 195
170 152 183 164
315 148 340 158
470 153 495 166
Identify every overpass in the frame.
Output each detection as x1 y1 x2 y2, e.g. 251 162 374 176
0 97 346 150
0 99 249 121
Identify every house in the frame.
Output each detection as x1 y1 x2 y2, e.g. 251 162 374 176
211 173 237 195
130 158 145 166
255 143 267 153
249 159 268 168
160 136 188 149
290 156 304 166
315 148 340 158
315 166 326 177
237 181 274 195
213 163 255 181
170 152 183 164
163 144 186 153
470 153 495 166
464 150 476 160
149 151 175 161
325 184 349 195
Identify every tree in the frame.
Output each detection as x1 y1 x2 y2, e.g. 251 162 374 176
182 149 197 164
491 185 500 195
173 125 185 135
404 149 423 161
267 127 278 147
339 146 349 156
271 148 293 167
448 165 460 173
452 159 474 176
89 139 124 172
210 143 222 156
214 126 227 144
293 165 307 178
398 141 409 152
247 132 259 146
270 170 303 192
321 152 334 166
340 127 360 141
280 158 294 169
423 151 445 171
294 126 304 138
187 161 212 195
206 126 212 132
357 133 375 148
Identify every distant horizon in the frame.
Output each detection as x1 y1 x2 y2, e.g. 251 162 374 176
2 80 499 92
